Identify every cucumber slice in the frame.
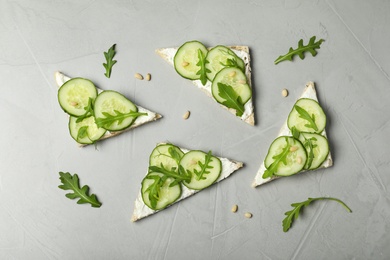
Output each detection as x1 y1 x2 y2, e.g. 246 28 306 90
211 67 252 105
68 116 106 144
149 144 184 172
264 136 307 176
299 132 330 170
58 78 97 117
288 98 326 134
141 172 182 210
180 150 222 190
205 45 245 81
93 90 138 131
174 41 208 80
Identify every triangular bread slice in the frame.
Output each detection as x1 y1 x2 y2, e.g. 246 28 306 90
156 46 254 126
131 144 244 222
252 82 333 187
55 71 162 146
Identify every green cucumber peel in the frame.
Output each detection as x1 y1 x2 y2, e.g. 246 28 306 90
217 83 245 117
274 36 324 65
262 137 292 179
294 105 319 131
282 197 352 232
95 110 147 129
58 172 102 208
196 49 210 86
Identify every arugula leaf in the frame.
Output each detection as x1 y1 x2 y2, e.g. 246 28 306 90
144 174 166 209
217 83 245 117
282 197 352 232
95 110 147 129
58 172 102 208
168 147 183 164
149 163 191 183
196 49 210 86
76 125 89 142
193 151 214 181
274 36 324 65
103 44 117 78
303 136 318 169
218 48 241 69
291 126 301 139
262 137 292 179
294 105 318 131
76 97 94 123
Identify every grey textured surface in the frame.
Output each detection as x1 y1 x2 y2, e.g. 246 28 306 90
1 0 390 259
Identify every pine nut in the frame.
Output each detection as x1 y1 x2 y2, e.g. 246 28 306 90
282 88 289 97
70 101 78 106
244 212 252 218
290 146 298 152
229 71 236 77
182 61 189 67
145 73 151 81
182 111 190 120
231 204 238 213
134 73 143 80
297 156 302 164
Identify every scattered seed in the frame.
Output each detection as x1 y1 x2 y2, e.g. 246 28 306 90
229 71 236 77
182 61 189 67
134 73 143 80
70 101 78 106
282 88 289 97
182 111 190 120
296 156 302 164
231 204 238 213
145 73 151 81
290 146 298 152
237 80 247 84
244 212 253 218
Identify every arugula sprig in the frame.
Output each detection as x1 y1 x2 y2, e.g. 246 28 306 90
218 49 242 69
95 110 147 129
217 83 245 117
262 137 292 179
302 136 318 169
192 151 214 181
149 163 192 184
294 105 318 131
274 36 324 65
76 97 94 123
282 197 352 232
58 172 102 208
103 44 117 78
196 49 210 86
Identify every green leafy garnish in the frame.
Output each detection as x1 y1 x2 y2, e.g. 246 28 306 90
58 172 102 208
95 110 147 129
282 197 352 232
149 163 191 183
274 36 324 65
192 151 214 181
76 97 94 123
103 44 117 78
291 126 301 139
144 174 167 209
76 125 90 142
168 147 183 164
294 105 318 131
218 49 242 69
303 136 318 169
217 83 245 117
262 137 292 179
196 49 210 86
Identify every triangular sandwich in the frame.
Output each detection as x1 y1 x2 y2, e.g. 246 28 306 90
132 143 243 221
55 71 162 146
156 41 254 125
252 82 332 187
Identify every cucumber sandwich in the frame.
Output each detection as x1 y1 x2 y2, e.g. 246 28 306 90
55 71 162 146
252 82 332 187
156 41 254 125
131 143 243 221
